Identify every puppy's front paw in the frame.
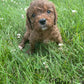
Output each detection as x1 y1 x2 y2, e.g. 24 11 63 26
18 43 25 50
58 43 63 47
58 43 63 50
18 45 23 50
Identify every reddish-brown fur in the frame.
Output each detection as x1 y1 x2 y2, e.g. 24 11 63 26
19 0 63 54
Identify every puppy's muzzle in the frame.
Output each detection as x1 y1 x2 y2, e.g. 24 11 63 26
39 18 46 25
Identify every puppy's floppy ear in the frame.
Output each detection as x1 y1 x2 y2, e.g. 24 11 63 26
26 9 32 29
53 5 57 25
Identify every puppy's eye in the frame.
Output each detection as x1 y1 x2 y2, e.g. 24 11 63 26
47 10 51 14
32 14 36 17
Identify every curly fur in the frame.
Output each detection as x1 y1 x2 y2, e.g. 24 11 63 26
19 0 63 53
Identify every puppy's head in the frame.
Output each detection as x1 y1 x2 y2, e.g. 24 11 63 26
26 0 57 31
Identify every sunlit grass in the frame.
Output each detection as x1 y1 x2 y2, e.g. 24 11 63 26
0 0 84 84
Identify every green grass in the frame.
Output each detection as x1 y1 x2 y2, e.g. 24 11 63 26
0 0 84 84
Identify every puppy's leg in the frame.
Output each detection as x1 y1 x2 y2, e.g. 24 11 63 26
56 35 63 50
19 25 31 49
53 35 63 50
27 41 36 54
27 31 39 54
56 35 63 44
52 28 63 49
19 31 30 50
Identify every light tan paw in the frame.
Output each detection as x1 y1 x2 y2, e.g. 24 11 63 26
18 45 23 50
58 43 63 50
58 43 63 47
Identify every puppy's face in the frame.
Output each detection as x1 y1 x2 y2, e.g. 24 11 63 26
27 0 57 31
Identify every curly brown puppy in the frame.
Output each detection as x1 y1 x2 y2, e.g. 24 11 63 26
19 0 63 54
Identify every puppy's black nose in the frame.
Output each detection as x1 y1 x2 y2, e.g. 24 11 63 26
39 18 46 25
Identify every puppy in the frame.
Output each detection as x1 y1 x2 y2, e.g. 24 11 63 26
19 0 63 54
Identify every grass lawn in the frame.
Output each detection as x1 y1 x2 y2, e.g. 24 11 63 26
0 0 84 84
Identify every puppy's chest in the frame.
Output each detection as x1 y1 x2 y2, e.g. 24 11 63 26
39 32 51 43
